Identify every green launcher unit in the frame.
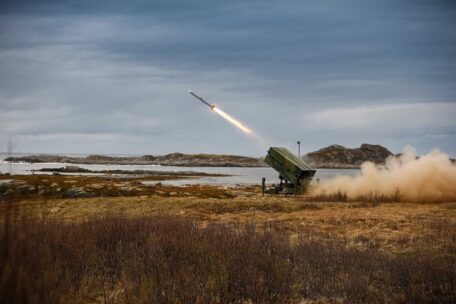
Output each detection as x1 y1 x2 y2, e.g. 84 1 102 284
264 147 316 194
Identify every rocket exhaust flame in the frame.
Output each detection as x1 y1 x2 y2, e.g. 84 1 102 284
212 107 252 135
188 90 253 135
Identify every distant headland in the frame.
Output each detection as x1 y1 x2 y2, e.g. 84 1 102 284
4 144 404 169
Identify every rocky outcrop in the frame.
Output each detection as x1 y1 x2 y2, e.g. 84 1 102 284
304 144 393 169
5 153 265 167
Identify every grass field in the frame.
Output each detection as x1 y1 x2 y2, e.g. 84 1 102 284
1 174 455 303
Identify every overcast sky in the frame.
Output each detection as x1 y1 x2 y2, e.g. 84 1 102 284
1 0 455 157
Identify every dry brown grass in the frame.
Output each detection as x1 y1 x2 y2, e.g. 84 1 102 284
1 213 455 304
306 189 402 203
1 174 456 303
2 194 455 255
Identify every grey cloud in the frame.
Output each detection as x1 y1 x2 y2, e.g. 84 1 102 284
0 0 455 155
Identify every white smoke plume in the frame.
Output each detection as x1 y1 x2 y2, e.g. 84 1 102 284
310 146 456 202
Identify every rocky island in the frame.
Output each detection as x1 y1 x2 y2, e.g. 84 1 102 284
303 144 394 169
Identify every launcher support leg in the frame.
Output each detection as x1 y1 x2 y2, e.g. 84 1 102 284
261 177 266 196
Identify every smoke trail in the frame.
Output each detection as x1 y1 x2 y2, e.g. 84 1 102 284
212 106 269 153
310 146 456 202
212 107 252 135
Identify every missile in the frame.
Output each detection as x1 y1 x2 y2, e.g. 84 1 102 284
188 90 215 110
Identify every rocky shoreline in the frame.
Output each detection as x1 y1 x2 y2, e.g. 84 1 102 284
33 165 228 177
0 173 237 200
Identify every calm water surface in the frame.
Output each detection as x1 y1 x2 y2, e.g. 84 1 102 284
0 153 360 186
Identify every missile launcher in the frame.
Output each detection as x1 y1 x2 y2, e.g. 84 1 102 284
264 147 316 194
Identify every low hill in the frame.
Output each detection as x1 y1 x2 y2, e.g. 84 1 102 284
303 144 393 168
3 144 396 168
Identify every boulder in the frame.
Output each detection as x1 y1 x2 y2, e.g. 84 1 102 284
64 187 91 198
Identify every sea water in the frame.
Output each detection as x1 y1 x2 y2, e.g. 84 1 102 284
0 153 360 186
